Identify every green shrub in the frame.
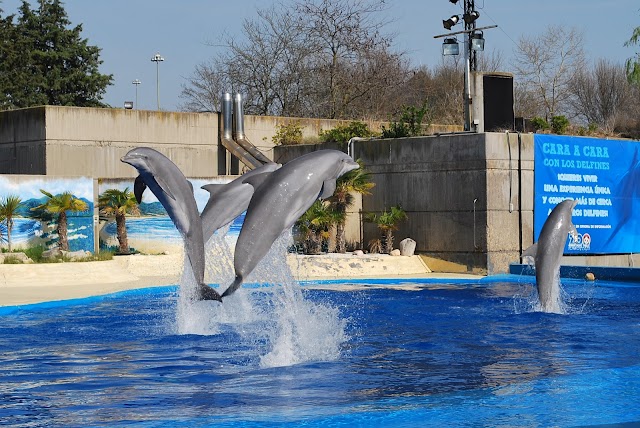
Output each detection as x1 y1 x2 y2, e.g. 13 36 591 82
3 255 23 264
381 102 431 138
319 121 375 149
530 117 550 131
24 246 45 262
272 121 303 146
551 115 570 135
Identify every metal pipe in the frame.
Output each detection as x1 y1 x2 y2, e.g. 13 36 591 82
233 93 272 165
219 92 261 170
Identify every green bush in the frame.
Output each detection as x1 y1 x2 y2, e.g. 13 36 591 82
530 117 550 132
551 115 570 135
3 255 23 264
381 102 431 138
319 121 375 149
272 121 303 146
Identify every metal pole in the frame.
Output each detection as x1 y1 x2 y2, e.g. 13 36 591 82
151 53 164 110
132 79 141 109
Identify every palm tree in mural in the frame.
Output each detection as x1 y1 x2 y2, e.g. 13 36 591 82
98 188 139 254
365 205 407 254
32 190 88 251
0 195 23 252
329 160 375 253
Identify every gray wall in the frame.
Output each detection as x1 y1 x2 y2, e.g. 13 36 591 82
352 132 535 274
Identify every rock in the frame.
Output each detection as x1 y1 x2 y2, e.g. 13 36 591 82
42 248 62 259
399 238 416 256
352 250 364 256
390 249 401 256
62 250 92 261
585 272 596 281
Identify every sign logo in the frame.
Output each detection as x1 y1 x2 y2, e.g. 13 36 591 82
568 232 591 251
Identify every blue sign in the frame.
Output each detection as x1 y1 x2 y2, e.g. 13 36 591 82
534 134 640 254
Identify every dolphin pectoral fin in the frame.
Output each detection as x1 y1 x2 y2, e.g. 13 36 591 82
242 172 274 189
319 179 337 199
520 242 538 260
568 224 579 241
154 175 177 201
198 283 222 302
221 276 243 298
134 176 147 204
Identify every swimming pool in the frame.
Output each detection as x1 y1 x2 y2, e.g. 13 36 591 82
1 277 639 426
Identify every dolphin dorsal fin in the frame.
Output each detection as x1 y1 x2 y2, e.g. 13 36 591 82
242 172 274 189
187 180 194 193
134 175 147 204
319 178 337 199
201 183 227 197
154 175 176 201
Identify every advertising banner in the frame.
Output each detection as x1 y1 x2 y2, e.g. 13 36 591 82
534 134 640 254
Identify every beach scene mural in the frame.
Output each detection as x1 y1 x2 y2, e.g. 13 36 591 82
0 176 94 253
98 177 237 254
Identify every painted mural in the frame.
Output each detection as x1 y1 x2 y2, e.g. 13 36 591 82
0 176 94 252
98 177 237 254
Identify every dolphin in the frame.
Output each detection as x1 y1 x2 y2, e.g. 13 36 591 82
200 162 281 244
221 150 359 298
121 147 222 302
522 199 579 312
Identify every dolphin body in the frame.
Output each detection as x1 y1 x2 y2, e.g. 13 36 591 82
200 162 281 244
221 150 359 298
522 199 579 312
121 147 221 302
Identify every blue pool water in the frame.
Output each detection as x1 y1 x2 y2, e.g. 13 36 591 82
1 277 639 427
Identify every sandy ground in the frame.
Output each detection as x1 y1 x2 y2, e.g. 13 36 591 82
0 253 483 307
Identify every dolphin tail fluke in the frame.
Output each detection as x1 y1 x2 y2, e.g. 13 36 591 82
221 276 244 298
198 283 223 302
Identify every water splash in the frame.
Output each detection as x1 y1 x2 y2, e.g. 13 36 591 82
173 227 347 368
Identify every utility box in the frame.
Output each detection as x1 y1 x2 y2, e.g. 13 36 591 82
472 72 514 133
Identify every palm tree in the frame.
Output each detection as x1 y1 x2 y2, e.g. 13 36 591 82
32 190 88 251
98 188 139 254
329 159 375 253
365 205 407 254
296 200 341 254
0 195 23 252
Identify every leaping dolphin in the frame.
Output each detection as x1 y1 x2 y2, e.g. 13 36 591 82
121 147 222 302
200 162 281 244
221 150 359 298
522 199 579 312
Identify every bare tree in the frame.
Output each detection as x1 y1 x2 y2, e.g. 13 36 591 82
512 25 586 120
568 59 632 133
179 58 231 112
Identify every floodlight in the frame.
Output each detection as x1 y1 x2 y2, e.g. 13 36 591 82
442 15 460 30
442 37 459 56
471 31 485 51
463 10 480 24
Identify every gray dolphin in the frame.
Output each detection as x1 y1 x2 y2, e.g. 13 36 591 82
200 162 281 244
522 199 579 312
121 147 221 302
222 150 359 298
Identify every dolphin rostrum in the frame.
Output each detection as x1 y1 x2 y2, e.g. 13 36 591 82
121 147 221 302
221 150 359 298
522 199 579 312
200 162 281 244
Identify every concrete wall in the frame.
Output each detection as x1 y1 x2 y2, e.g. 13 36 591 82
0 107 47 174
351 132 535 274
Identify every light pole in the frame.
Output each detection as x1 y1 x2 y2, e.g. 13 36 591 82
434 1 496 131
132 79 141 109
150 53 164 110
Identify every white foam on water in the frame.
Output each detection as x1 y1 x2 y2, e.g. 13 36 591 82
173 227 347 367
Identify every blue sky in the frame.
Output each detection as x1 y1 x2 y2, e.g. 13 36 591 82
2 0 639 111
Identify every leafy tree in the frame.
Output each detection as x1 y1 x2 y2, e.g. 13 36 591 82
625 14 640 86
0 195 23 252
381 101 432 138
296 200 341 254
98 188 139 255
365 205 407 254
328 160 374 253
0 0 112 109
32 190 88 251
